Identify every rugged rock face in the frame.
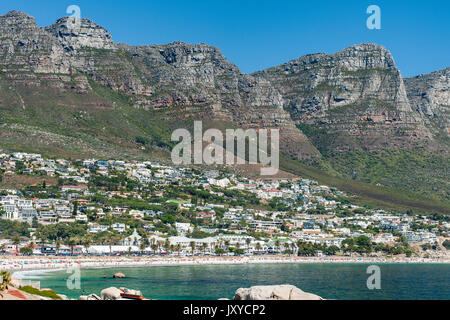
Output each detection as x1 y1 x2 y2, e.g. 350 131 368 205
254 44 433 151
405 68 449 137
44 16 116 51
255 44 415 120
118 42 283 109
0 10 447 159
118 42 319 158
0 11 69 74
0 11 317 159
233 284 323 300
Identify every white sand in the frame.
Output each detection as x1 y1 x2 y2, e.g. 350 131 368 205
2 255 449 274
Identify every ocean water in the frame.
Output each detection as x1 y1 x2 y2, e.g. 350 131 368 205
16 263 450 300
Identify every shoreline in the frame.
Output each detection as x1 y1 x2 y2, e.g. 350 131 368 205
3 255 449 275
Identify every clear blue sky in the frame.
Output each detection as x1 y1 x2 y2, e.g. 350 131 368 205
1 0 449 77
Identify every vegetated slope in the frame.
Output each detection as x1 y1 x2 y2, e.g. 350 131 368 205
255 44 449 206
0 10 448 213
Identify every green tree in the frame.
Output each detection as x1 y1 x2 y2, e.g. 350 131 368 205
245 238 251 254
32 216 39 229
12 234 21 254
82 237 92 255
215 248 225 256
65 238 77 256
190 241 196 255
0 271 12 292
20 246 33 255
72 202 78 217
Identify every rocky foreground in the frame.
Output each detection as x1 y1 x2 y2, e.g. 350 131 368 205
78 284 323 300
231 285 323 300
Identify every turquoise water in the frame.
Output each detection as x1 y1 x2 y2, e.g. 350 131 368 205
19 263 450 300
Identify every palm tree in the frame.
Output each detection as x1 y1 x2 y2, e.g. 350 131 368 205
82 237 92 256
296 240 303 253
157 240 164 254
255 242 262 254
65 238 77 256
151 244 158 255
0 270 12 294
55 239 62 255
106 233 115 256
275 240 281 254
190 241 196 255
201 243 207 255
140 238 150 255
164 239 171 253
245 238 251 254
39 234 48 247
139 241 147 253
175 244 181 256
28 241 35 253
224 240 230 252
12 234 21 254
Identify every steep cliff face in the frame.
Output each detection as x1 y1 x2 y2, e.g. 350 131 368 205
0 10 446 159
117 42 319 158
118 42 283 109
254 44 433 152
43 17 152 96
44 16 116 51
0 11 69 74
0 11 319 159
405 68 449 140
0 10 449 206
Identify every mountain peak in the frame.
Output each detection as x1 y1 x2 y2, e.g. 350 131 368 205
0 10 37 26
346 43 388 51
2 10 34 19
44 15 115 51
332 43 395 70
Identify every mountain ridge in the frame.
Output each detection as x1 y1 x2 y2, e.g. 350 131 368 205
0 10 448 211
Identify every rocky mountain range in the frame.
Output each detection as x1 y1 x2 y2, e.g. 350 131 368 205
0 10 448 209
1 11 447 153
404 67 449 144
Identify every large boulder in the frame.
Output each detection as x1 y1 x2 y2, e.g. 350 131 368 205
113 272 126 279
57 294 69 300
79 293 101 300
233 285 323 300
120 287 142 296
101 287 122 300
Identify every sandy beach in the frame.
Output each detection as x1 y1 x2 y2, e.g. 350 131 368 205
2 255 449 274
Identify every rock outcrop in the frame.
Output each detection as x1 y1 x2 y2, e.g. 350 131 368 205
117 42 319 159
113 272 126 279
405 68 449 139
0 11 70 74
0 11 318 160
100 287 122 300
254 43 434 151
0 10 447 160
44 16 116 51
79 293 101 300
80 287 143 300
233 284 323 300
